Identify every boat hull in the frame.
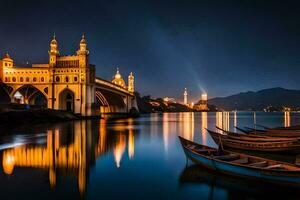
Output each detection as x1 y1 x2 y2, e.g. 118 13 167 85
179 137 300 185
208 130 300 152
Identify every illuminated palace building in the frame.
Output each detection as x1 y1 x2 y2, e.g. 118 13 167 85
2 120 136 195
0 35 137 116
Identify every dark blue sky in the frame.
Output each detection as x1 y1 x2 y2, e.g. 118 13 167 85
1 0 300 102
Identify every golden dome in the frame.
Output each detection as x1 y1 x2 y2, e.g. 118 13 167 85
112 68 126 88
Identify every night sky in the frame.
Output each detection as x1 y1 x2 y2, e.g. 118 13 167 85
1 0 300 102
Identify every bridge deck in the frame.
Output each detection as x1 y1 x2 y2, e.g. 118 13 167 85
95 77 133 96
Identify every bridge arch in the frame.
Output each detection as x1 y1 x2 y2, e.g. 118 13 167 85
59 88 75 112
95 89 127 113
95 90 111 113
11 84 47 107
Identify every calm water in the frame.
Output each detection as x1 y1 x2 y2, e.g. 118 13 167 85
0 112 300 200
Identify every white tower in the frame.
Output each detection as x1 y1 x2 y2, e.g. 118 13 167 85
183 88 188 105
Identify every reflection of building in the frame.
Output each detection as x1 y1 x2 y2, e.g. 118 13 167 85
1 119 137 196
284 112 290 127
201 112 208 145
179 112 194 141
194 93 208 111
216 112 230 132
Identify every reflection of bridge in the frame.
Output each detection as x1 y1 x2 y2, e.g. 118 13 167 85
0 35 137 116
2 120 136 195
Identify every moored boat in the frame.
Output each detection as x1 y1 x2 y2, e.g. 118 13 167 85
178 136 300 185
236 126 300 137
215 126 300 141
207 129 300 152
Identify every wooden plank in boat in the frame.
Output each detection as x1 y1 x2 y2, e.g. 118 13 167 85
248 161 267 167
264 164 283 169
231 157 249 164
213 154 240 161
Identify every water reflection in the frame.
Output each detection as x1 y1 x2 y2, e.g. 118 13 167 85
163 113 170 151
180 165 300 199
179 112 194 141
0 112 300 199
1 119 138 196
284 111 291 127
216 112 230 131
201 112 208 145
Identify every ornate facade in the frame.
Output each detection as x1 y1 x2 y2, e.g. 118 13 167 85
0 35 136 116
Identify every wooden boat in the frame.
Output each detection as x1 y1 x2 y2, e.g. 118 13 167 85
236 126 300 138
256 124 300 131
178 136 300 185
214 127 300 142
216 126 270 138
207 129 300 152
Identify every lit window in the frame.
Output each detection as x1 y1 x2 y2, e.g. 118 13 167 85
41 77 44 82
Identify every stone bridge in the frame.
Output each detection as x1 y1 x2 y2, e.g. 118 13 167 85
0 35 137 116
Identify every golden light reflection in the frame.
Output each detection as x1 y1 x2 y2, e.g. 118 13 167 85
216 112 230 131
201 112 208 145
2 154 15 175
2 121 89 195
216 112 222 132
128 130 134 159
163 113 170 152
114 134 126 168
284 111 290 127
233 111 237 131
98 119 107 155
127 115 135 159
1 119 137 196
179 112 194 141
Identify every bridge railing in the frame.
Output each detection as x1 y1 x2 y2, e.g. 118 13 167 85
95 77 133 96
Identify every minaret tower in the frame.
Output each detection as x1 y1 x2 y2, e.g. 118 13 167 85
77 34 89 68
183 88 188 105
128 72 134 93
49 34 59 67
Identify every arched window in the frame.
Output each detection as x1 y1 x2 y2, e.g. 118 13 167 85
65 76 69 83
74 76 78 82
20 77 24 82
56 76 60 82
5 77 9 82
41 77 44 82
12 77 16 82
26 77 30 82
33 77 37 82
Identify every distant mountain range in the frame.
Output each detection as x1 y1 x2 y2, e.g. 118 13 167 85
207 87 300 111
